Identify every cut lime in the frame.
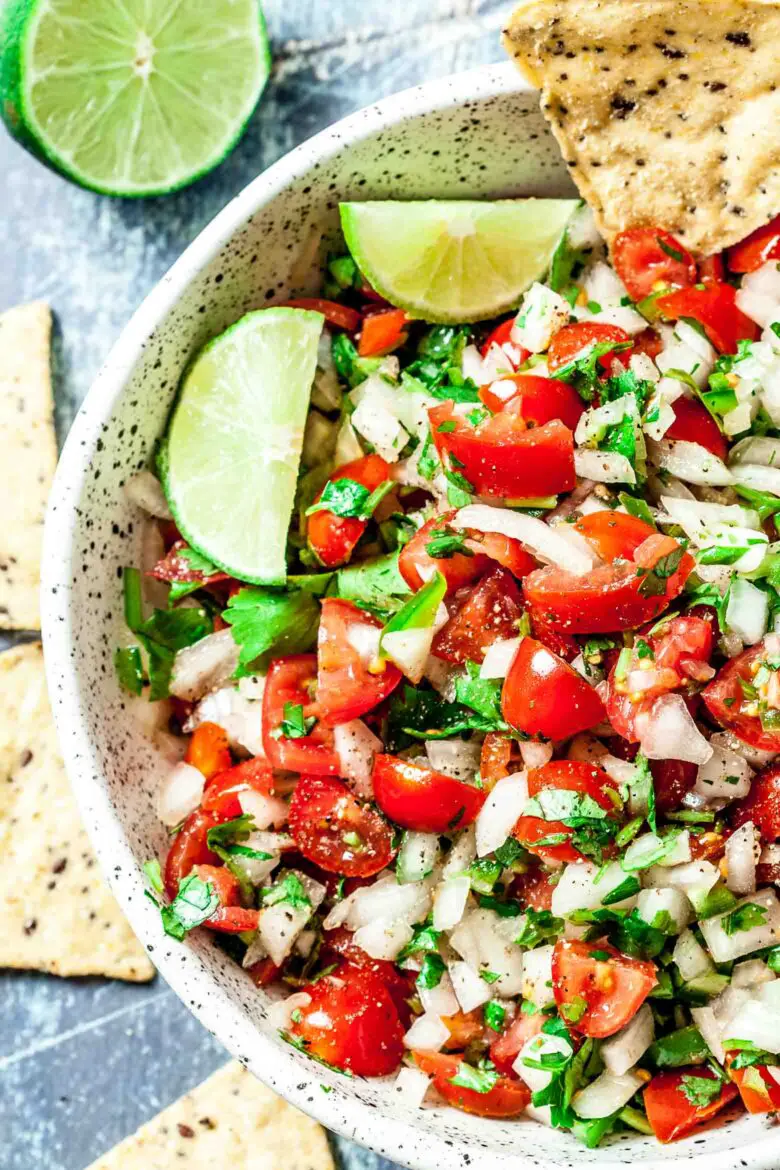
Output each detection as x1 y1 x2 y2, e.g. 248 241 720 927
340 199 579 324
0 0 270 196
161 309 324 585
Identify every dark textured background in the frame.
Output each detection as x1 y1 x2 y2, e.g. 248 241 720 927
0 3 507 1168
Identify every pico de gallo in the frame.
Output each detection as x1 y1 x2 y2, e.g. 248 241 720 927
120 206 780 1146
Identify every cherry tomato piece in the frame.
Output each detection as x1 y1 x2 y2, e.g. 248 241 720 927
727 214 780 274
489 1011 545 1076
665 395 728 461
643 1068 738 1142
481 317 528 360
699 253 725 285
656 283 760 354
413 1051 530 1118
372 753 486 833
727 1059 780 1113
480 733 514 788
465 531 537 580
442 1010 487 1051
574 511 656 563
316 598 401 726
288 774 395 877
552 938 657 1038
651 759 699 815
163 809 226 899
612 228 697 301
399 512 491 593
514 760 619 865
262 655 340 776
731 761 780 841
358 308 409 357
478 373 584 430
307 454 391 568
185 722 232 781
502 637 605 740
547 322 632 374
200 756 277 819
703 643 780 753
527 604 581 662
320 927 413 1025
151 540 230 589
282 298 361 332
433 566 524 664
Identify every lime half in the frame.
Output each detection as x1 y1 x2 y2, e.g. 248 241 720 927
340 199 579 323
0 0 270 196
162 309 324 585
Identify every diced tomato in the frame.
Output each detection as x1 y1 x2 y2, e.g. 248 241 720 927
547 322 632 374
523 534 693 634
321 927 413 1024
288 963 405 1076
527 604 581 662
489 1011 545 1076
185 722 232 781
731 761 780 841
433 566 524 664
644 1068 738 1143
478 373 584 430
246 957 281 986
307 454 391 568
465 531 537 580
699 253 725 285
514 760 619 865
612 228 697 301
399 512 491 593
509 863 557 912
192 864 261 933
574 510 656 563
282 298 361 332
442 1010 487 1051
372 753 486 833
163 809 227 899
727 1059 780 1113
651 759 698 816
413 1051 530 1118
200 756 277 819
481 317 528 361
727 214 780 274
316 598 401 725
665 395 728 461
358 308 409 357
703 643 780 754
262 655 340 776
502 637 605 740
656 282 760 354
429 400 575 499
612 328 663 369
552 939 657 1039
480 733 514 788
288 774 395 877
151 540 230 589
194 863 239 907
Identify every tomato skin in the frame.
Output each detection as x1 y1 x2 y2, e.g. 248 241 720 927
288 963 405 1076
699 253 725 285
442 1010 487 1051
307 454 391 568
509 863 557 912
466 531 536 580
399 512 491 593
282 298 361 332
320 927 413 1024
316 598 401 726
515 760 618 864
151 541 230 589
489 1012 545 1076
372 753 486 833
547 322 632 374
727 214 780 274
163 809 228 899
731 761 780 841
262 655 340 776
478 373 584 430
665 395 729 461
552 939 657 1039
201 756 277 819
185 722 232 781
358 308 409 356
480 732 514 787
502 637 605 740
433 566 524 664
413 1051 530 1118
193 864 262 933
288 774 395 877
527 604 581 662
429 401 575 499
727 1059 780 1113
643 1068 739 1142
612 228 697 301
574 511 656 563
656 282 760 354
523 534 694 634
651 759 698 815
703 643 780 753
481 317 528 360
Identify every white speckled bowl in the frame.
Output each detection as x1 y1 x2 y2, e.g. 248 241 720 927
42 61 779 1170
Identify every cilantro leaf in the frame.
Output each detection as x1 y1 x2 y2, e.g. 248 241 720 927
398 922 441 960
272 701 316 740
223 585 320 676
722 901 768 936
262 871 311 911
425 525 473 560
151 872 220 941
336 551 412 617
417 953 446 990
305 476 393 521
386 683 505 751
515 907 564 949
450 1060 500 1094
484 1001 506 1032
454 661 507 725
114 645 144 695
636 546 686 599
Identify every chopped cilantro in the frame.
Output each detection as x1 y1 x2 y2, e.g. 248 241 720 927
425 525 473 560
450 1060 500 1094
515 907 564 949
636 546 686 598
114 645 144 695
305 476 393 521
722 902 768 936
484 1001 507 1032
417 952 446 990
479 969 502 984
142 858 163 894
223 585 320 676
262 872 311 911
272 701 316 740
148 872 220 941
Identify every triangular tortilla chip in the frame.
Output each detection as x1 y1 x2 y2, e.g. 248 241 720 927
84 1061 336 1170
503 0 780 254
0 302 57 629
0 643 154 980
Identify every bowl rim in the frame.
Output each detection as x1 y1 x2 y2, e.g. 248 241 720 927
40 58 780 1170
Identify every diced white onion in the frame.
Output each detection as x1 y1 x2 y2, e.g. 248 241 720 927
480 637 522 680
723 995 780 1054
552 861 637 917
514 1032 573 1093
346 621 382 664
230 830 286 884
481 344 516 382
433 875 471 931
732 958 775 989
352 918 414 961
170 629 240 701
726 577 769 645
601 1004 654 1076
475 772 529 857
256 872 325 966
238 788 288 830
403 1013 450 1052
461 344 487 384
449 908 525 997
733 463 780 500
726 821 758 895
624 831 691 871
382 627 436 684
729 435 780 468
521 944 554 1007
690 1006 726 1064
700 888 780 963
637 887 692 934
588 305 649 335
157 762 205 827
695 745 754 800
453 505 596 575
189 684 264 757
334 719 382 799
268 992 312 1031
397 831 440 885
426 738 481 782
124 469 173 518
673 929 714 981
639 694 713 765
449 960 492 1013
419 970 460 1018
573 1070 645 1119
392 1066 431 1108
441 827 477 879
736 288 780 329
574 448 636 485
519 740 554 769
649 439 733 486
345 875 432 931
710 730 776 770
643 859 720 898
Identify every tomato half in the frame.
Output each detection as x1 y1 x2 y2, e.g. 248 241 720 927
288 963 405 1076
547 322 632 374
320 926 413 1025
612 228 697 301
433 566 524 664
523 534 693 634
478 373 584 430
358 308 409 356
727 1059 780 1113
307 454 391 569
665 395 728 461
574 511 656 563
316 598 401 725
282 298 361 332
399 512 491 593
502 637 605 740
514 760 619 864
551 939 657 1039
262 655 340 776
644 1068 738 1143
151 540 230 589
288 774 395 877
200 756 277 819
429 401 575 499
727 214 780 274
656 283 760 354
703 643 780 753
163 809 226 899
413 1051 530 1118
185 722 232 781
372 753 486 833
731 761 780 841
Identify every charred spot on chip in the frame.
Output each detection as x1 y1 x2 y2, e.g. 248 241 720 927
177 1123 196 1139
654 40 686 59
610 93 636 119
726 30 751 46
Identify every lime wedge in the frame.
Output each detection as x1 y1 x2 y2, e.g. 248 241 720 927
161 309 324 585
340 199 579 324
0 0 270 196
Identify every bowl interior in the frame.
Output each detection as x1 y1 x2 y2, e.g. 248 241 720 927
42 62 779 1170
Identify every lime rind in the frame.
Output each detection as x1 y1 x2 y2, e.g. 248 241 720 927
340 199 580 324
161 308 324 585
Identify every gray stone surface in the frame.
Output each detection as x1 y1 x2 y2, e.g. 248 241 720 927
0 4 506 1168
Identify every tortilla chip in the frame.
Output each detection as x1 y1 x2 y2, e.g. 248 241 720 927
503 0 780 255
0 301 57 630
0 643 154 981
85 1061 336 1170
